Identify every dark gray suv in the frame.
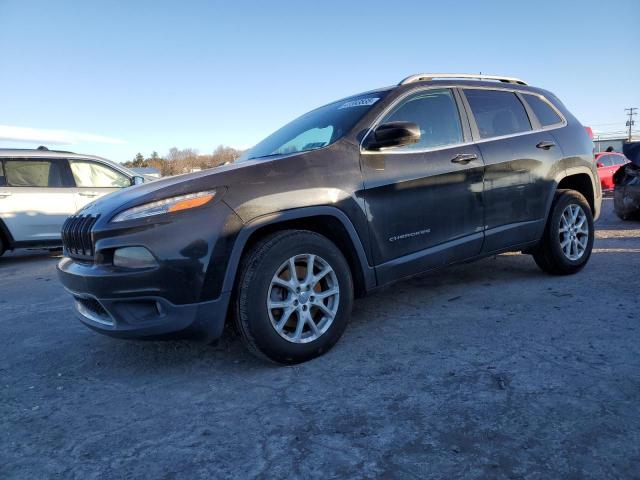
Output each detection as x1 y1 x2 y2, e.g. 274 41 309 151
58 73 601 363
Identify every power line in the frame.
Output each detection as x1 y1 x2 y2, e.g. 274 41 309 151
625 107 637 142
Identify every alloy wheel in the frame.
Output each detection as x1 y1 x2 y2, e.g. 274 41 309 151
558 204 589 261
267 253 340 343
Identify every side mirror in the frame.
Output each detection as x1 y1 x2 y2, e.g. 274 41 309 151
367 121 421 150
132 175 145 186
596 162 604 168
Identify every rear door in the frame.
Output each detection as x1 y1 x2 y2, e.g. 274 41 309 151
361 88 484 283
461 88 563 253
67 159 133 210
0 158 76 242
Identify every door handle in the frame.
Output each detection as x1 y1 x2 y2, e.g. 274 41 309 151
451 153 478 164
78 191 100 197
536 141 556 150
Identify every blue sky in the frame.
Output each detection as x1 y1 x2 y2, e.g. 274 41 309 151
1 0 638 163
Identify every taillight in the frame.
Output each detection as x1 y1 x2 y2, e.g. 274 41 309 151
585 126 594 139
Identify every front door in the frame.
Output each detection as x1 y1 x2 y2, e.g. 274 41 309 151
67 159 132 211
361 88 484 284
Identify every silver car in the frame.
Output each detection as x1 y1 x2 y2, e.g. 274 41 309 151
0 147 144 256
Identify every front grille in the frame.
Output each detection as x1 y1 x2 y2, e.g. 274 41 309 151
61 214 100 259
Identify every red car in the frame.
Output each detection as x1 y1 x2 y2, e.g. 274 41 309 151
596 152 629 191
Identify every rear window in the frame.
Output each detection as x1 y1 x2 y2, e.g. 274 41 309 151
3 159 64 187
524 94 563 127
464 89 532 139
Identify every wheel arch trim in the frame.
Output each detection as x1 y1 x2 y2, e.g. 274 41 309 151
550 167 601 220
0 217 14 248
219 206 376 296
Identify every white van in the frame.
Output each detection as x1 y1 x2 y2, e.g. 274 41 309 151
0 147 145 256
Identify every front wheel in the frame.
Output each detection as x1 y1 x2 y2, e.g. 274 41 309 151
234 230 353 364
533 190 594 275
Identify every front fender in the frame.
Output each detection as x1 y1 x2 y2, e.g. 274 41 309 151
214 205 376 297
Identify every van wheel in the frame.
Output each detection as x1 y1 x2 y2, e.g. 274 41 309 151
234 230 353 364
533 189 594 275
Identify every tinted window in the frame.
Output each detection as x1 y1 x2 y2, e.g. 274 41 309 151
382 89 463 150
524 94 563 127
4 159 64 187
465 89 531 139
0 161 5 186
69 160 130 188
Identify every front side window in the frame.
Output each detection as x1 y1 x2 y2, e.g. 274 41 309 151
464 89 532 139
523 94 563 127
69 160 130 188
597 156 613 167
380 89 463 150
4 159 64 187
239 91 390 161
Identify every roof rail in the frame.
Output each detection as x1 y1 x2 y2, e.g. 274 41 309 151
399 73 528 86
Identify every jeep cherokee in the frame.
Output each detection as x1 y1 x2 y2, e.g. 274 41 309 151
57 73 602 364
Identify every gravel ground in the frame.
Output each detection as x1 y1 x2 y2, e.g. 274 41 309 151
1 198 639 479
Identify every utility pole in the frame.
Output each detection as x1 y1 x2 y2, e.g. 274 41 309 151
625 107 637 142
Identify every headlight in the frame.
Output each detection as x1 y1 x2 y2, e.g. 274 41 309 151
111 190 216 222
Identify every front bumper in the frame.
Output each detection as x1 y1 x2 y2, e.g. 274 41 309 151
57 258 230 341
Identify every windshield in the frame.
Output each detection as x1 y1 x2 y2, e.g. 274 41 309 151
239 91 389 161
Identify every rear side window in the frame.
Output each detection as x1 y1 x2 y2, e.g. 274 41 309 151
3 159 64 187
382 89 463 150
0 161 5 186
464 89 531 139
69 160 131 188
523 94 563 127
611 155 627 165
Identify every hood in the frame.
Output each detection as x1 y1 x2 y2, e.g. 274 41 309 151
78 159 270 216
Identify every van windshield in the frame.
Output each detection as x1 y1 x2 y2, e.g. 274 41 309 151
239 92 388 161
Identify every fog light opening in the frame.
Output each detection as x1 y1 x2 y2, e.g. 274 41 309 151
113 247 158 269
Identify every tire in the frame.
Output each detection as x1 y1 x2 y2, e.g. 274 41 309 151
533 189 594 275
234 229 353 364
0 235 5 257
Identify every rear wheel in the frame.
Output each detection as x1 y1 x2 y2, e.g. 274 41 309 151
234 230 353 364
533 190 594 275
0 235 5 257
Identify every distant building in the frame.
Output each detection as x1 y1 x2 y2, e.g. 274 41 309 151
131 167 161 178
592 133 639 154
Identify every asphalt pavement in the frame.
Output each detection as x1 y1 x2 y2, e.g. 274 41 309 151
1 197 639 479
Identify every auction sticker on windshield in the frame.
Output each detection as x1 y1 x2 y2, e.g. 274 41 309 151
338 97 380 109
